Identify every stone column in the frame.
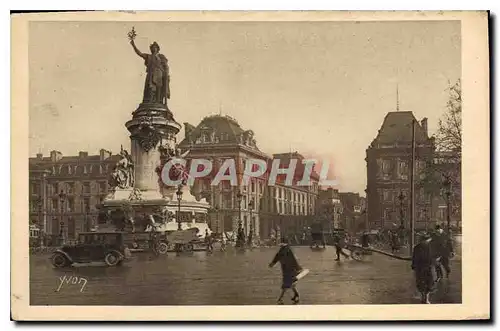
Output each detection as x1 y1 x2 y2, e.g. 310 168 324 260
125 103 181 200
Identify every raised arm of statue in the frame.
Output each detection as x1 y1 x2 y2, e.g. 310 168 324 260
130 39 147 60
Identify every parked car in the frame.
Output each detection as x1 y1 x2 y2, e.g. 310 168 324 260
51 232 131 268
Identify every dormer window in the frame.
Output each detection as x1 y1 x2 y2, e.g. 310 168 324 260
202 131 211 143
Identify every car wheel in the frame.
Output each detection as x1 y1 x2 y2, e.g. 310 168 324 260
156 243 168 255
104 251 121 267
51 252 70 268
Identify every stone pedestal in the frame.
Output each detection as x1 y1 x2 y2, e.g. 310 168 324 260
125 103 181 197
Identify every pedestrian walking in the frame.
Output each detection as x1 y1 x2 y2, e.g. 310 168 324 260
431 224 454 279
269 237 304 305
411 233 436 304
333 233 350 261
390 230 400 253
220 232 227 252
205 229 213 253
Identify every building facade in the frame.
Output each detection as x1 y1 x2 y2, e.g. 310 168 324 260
178 115 320 239
366 111 435 230
316 188 343 231
338 192 367 233
29 149 120 243
29 115 326 242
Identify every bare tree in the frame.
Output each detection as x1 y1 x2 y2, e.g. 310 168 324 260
435 79 462 157
419 79 462 224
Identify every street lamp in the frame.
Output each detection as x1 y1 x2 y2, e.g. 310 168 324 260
248 199 254 244
35 196 43 247
214 205 220 235
443 176 452 232
236 190 244 247
176 184 183 231
236 190 243 229
58 189 66 244
397 191 405 229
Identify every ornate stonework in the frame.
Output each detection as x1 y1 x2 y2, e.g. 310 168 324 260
129 188 143 201
131 124 163 152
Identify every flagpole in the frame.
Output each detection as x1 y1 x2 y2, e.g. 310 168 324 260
409 119 416 255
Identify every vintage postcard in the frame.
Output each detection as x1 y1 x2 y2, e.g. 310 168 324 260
11 11 489 321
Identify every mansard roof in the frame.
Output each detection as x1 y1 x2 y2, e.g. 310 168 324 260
371 111 432 147
178 114 260 151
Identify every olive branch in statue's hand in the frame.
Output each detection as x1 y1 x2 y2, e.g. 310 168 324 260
128 27 137 42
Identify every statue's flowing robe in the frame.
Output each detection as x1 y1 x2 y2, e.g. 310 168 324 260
143 53 170 104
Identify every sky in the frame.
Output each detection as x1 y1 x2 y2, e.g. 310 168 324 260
29 20 461 194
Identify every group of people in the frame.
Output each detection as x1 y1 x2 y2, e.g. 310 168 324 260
204 228 257 253
267 224 455 305
412 224 455 304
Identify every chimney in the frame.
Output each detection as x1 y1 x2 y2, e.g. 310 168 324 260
36 153 43 160
50 150 62 162
79 151 89 159
99 149 112 161
421 117 428 136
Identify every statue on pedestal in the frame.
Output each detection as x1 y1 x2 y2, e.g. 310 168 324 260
128 27 170 105
110 146 135 189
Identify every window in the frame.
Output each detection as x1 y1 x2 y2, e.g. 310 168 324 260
398 160 408 179
67 197 75 212
251 180 255 193
51 198 58 212
418 209 428 221
50 183 58 195
383 208 392 220
222 193 232 209
31 183 41 196
383 189 392 202
382 160 392 174
202 131 211 143
30 200 37 212
99 181 107 193
82 182 91 194
66 182 75 194
83 197 91 212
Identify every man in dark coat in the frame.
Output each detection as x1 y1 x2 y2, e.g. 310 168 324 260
269 238 303 304
390 230 400 253
431 224 454 279
412 233 436 304
361 232 370 248
333 233 350 261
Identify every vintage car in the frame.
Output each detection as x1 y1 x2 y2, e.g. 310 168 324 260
51 231 131 268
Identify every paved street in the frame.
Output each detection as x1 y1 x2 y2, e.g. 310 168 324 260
30 246 461 306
